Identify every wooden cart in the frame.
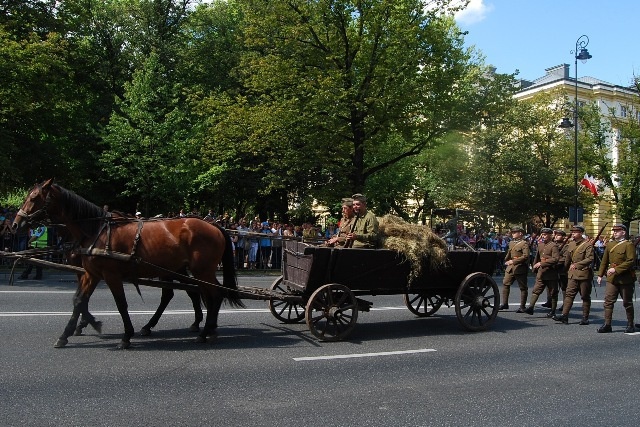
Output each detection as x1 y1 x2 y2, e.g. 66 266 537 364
267 240 501 341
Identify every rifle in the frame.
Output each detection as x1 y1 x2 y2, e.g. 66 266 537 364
343 213 360 249
590 222 608 295
589 222 609 247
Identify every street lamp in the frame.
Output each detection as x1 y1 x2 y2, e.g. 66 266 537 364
560 35 592 225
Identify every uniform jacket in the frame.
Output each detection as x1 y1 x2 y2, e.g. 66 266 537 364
350 210 379 248
564 238 594 281
556 241 570 277
534 240 559 280
333 216 354 246
504 239 530 275
597 239 636 285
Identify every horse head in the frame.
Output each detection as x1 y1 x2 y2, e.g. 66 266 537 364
12 178 56 232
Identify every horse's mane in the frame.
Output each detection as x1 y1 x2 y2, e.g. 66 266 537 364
54 184 107 237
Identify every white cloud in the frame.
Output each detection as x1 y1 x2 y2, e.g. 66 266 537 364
454 0 492 25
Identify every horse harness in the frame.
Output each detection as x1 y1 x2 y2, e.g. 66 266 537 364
79 215 144 263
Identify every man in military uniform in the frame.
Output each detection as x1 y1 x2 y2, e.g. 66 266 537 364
554 229 570 307
345 193 379 248
541 230 569 308
326 198 355 247
553 225 594 325
596 224 636 333
500 226 530 312
524 228 559 316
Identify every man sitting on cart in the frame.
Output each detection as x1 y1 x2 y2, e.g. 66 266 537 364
345 193 379 248
326 198 356 247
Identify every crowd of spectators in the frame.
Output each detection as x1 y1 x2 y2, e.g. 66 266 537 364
1 208 28 253
3 204 640 272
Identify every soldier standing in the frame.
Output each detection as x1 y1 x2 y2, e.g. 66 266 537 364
500 226 530 313
542 230 569 308
552 225 594 325
524 228 560 316
596 224 636 333
554 229 570 306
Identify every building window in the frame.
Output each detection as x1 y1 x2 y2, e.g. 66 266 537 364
621 106 627 118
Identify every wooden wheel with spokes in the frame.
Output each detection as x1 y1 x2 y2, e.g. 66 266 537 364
403 293 444 317
454 272 499 331
267 276 305 323
305 284 358 341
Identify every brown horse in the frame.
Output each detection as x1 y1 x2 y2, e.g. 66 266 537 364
12 179 243 349
60 217 205 338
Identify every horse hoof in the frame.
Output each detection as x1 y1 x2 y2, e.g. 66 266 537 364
189 324 200 332
92 321 103 334
117 340 131 350
73 328 84 336
195 336 207 344
54 338 68 348
139 327 151 336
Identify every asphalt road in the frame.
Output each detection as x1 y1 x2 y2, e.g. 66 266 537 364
1 270 639 427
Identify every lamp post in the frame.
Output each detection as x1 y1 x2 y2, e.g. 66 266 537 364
560 35 592 225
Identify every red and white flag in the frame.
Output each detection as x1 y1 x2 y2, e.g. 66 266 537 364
580 173 599 197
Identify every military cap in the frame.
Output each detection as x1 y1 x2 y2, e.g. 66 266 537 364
540 227 553 234
612 223 627 232
351 193 367 202
554 229 566 236
570 225 585 233
510 226 525 233
341 197 353 207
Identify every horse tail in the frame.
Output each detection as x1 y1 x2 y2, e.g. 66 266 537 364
218 225 245 308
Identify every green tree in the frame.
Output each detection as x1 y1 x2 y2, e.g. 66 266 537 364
468 91 575 227
204 0 507 211
100 52 192 215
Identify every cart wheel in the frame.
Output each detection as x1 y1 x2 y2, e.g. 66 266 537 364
455 272 499 331
268 276 306 323
403 293 444 317
305 284 358 341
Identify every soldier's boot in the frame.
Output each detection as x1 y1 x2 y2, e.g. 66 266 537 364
624 305 635 333
541 289 551 308
598 308 614 333
553 313 569 323
499 286 510 310
546 297 558 318
524 294 539 315
579 300 590 325
515 290 528 313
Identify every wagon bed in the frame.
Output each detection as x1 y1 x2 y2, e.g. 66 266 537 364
268 240 501 340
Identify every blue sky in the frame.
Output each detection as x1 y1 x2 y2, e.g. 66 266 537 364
454 0 639 87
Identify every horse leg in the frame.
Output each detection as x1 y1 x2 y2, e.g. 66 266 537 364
105 279 134 349
70 273 102 336
74 316 89 336
77 310 103 335
55 274 98 348
187 290 203 332
197 289 224 344
140 288 175 336
55 292 87 347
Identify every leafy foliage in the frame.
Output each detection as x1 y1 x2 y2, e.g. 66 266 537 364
468 91 575 226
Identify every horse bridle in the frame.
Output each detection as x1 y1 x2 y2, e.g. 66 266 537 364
15 192 53 226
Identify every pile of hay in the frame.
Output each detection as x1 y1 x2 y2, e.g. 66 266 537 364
378 215 448 283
